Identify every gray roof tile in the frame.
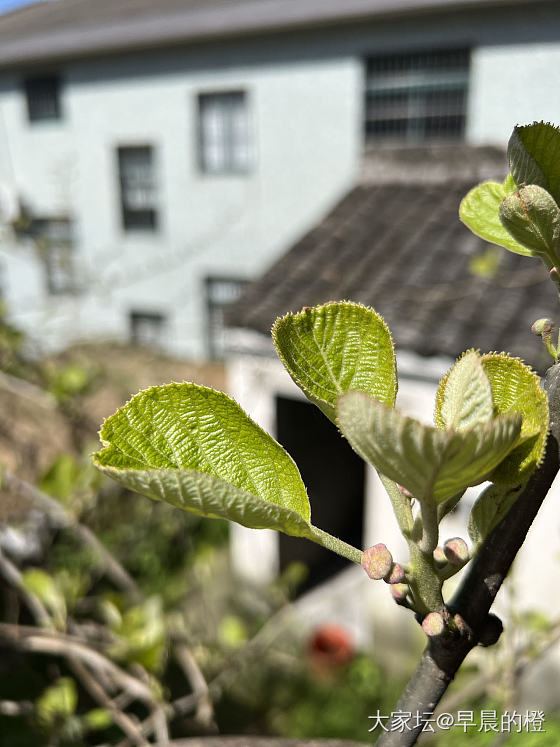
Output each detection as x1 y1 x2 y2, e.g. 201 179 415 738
226 168 558 373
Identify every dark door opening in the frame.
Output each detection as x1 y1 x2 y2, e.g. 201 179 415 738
275 395 365 596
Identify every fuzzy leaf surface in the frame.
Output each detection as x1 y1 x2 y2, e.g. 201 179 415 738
480 354 549 485
499 184 560 260
337 392 521 504
93 383 313 537
508 122 560 200
439 350 493 431
468 482 526 547
459 176 532 256
272 302 397 423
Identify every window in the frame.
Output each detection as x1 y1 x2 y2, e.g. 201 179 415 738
198 91 251 174
365 48 469 141
24 74 61 122
117 146 157 231
129 310 167 348
24 217 75 294
205 275 248 359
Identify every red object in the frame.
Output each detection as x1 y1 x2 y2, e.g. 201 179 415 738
307 623 354 674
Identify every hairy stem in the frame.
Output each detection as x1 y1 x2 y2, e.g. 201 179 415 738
307 525 363 564
379 474 414 537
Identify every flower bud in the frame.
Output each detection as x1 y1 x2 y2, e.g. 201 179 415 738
361 543 393 580
384 563 405 585
532 318 555 337
443 537 469 566
422 611 445 637
499 184 560 260
433 546 447 566
390 583 409 604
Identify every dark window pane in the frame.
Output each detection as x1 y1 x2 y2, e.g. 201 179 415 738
24 75 61 122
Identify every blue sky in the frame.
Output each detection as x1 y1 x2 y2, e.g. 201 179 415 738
0 0 40 13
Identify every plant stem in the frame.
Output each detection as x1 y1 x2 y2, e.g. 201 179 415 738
379 474 414 537
307 526 362 564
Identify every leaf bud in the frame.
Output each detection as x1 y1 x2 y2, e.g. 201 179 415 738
433 546 447 566
390 583 409 604
443 537 469 566
499 185 560 260
422 611 446 638
384 563 405 585
532 318 555 337
361 543 393 580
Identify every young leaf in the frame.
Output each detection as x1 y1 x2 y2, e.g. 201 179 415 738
438 350 493 431
93 383 314 539
480 353 549 485
459 176 533 257
468 482 526 548
272 302 397 423
499 184 560 261
508 122 560 201
337 392 521 504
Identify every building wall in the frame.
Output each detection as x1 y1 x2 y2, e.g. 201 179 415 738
1 2 560 355
0 46 361 356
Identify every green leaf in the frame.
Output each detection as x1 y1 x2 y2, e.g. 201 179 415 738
93 383 313 539
459 176 533 256
508 122 560 201
272 302 397 423
109 597 166 672
36 678 77 727
21 568 67 626
337 393 521 504
468 482 526 547
438 350 493 431
480 353 549 485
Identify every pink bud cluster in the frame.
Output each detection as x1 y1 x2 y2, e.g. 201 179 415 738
361 544 409 604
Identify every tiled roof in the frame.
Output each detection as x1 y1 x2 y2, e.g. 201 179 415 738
0 0 550 68
225 147 558 373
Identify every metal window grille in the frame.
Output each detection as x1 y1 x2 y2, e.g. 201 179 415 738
24 75 61 122
198 91 251 174
129 310 167 348
365 48 469 141
205 275 248 359
117 146 157 230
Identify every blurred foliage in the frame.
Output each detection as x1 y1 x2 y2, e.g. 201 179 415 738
0 300 25 375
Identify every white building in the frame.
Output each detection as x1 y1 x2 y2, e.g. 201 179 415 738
1 0 560 357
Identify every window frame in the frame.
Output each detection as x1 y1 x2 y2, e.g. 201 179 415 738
129 309 167 348
197 89 252 176
116 144 158 232
364 47 470 143
205 274 248 359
